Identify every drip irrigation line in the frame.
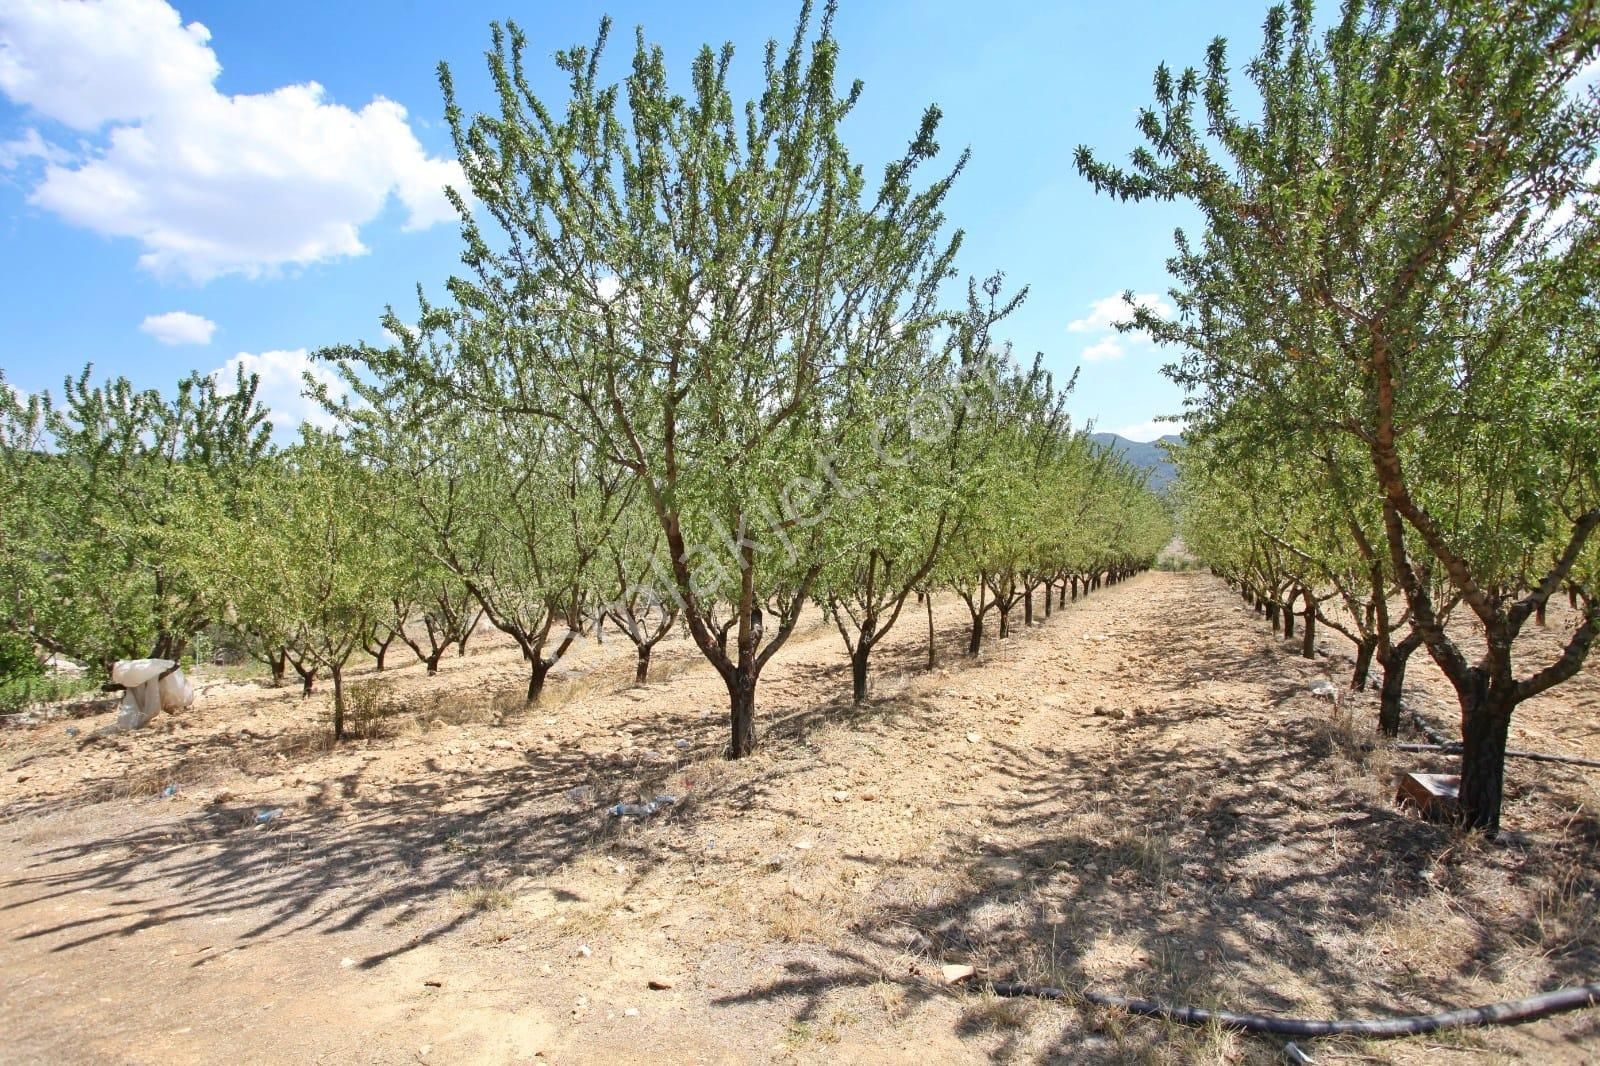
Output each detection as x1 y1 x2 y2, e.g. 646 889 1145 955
1395 742 1600 770
1404 703 1453 747
1398 702 1600 769
986 981 1600 1038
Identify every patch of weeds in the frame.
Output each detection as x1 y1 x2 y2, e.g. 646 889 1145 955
871 979 909 1022
782 1019 839 1049
455 880 515 912
960 989 1032 1031
1112 824 1172 887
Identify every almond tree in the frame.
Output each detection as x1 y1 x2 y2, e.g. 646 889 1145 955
326 325 627 703
599 496 680 684
815 274 1022 702
231 429 385 739
356 3 968 756
5 365 269 669
1080 0 1600 833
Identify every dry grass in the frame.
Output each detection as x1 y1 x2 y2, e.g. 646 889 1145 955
1110 824 1173 887
781 1018 841 1049
453 880 516 913
960 989 1033 1031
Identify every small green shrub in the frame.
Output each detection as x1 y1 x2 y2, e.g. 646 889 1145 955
0 674 100 715
0 632 43 684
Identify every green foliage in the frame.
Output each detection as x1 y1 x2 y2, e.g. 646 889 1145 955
0 631 42 683
0 674 99 716
0 365 271 669
218 427 387 736
1082 0 1600 833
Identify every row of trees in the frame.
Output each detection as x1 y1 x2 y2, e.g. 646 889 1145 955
1 3 1169 753
1079 0 1599 834
0 346 1165 748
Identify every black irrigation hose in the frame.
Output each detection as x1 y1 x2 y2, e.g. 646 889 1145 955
1400 703 1600 769
987 981 1600 1038
1405 703 1454 748
1395 742 1600 770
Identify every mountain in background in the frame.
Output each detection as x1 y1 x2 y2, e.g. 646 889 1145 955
1090 432 1182 492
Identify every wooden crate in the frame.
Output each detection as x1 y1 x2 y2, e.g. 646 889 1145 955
1397 772 1459 820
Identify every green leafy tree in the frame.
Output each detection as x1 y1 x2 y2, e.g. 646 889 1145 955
5 365 269 670
815 274 1021 702
229 430 386 739
1079 0 1600 833
353 3 968 756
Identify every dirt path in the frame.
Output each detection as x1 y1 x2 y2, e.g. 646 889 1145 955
2 573 1597 1064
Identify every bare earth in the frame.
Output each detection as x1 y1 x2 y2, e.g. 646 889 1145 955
2 572 1597 1064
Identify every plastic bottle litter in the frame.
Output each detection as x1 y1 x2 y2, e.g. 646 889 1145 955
65 726 79 738
607 795 677 818
161 784 178 799
673 739 691 750
254 808 284 825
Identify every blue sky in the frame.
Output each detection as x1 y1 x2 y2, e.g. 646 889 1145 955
0 0 1274 440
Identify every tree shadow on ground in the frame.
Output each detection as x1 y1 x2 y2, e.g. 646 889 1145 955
709 581 1600 1060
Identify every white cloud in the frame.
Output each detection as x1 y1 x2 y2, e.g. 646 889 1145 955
0 0 466 281
1114 418 1183 442
1069 291 1174 367
1080 336 1125 362
0 126 68 168
210 349 346 437
1067 292 1174 333
139 310 215 345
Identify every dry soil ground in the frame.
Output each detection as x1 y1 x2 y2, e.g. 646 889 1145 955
2 572 1598 1064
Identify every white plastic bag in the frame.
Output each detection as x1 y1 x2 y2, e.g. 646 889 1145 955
111 658 175 688
102 659 192 733
114 680 163 731
158 668 194 712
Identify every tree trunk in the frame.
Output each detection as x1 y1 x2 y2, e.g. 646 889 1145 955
968 614 984 656
373 641 389 671
1058 581 1066 607
290 659 316 696
151 631 185 662
526 659 550 703
635 645 651 684
1376 641 1415 738
331 666 346 741
1282 600 1296 639
926 594 937 669
1301 595 1316 660
998 608 1010 639
1351 637 1376 691
267 648 287 686
457 609 483 656
1042 585 1051 618
1071 576 1080 601
851 643 870 703
729 674 756 758
425 650 444 676
1535 600 1547 627
1266 602 1280 631
1457 686 1515 835
1024 590 1034 626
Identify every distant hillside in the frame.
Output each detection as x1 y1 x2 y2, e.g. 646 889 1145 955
1091 432 1181 491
